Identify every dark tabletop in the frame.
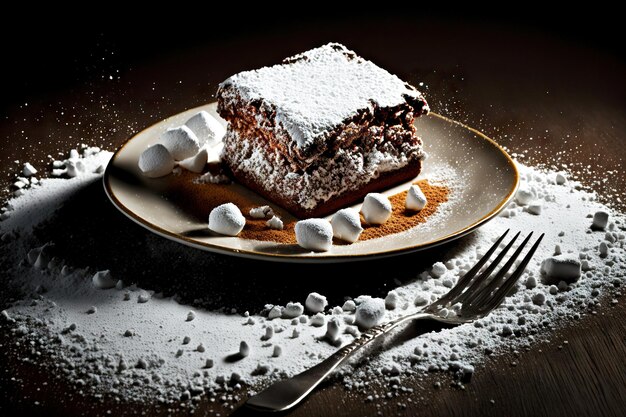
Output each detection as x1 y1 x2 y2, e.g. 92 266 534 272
1 11 625 417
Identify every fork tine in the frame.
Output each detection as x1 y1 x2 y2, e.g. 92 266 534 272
477 233 545 314
433 229 510 307
468 232 534 307
456 231 521 304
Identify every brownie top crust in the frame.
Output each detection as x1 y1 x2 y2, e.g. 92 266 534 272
218 43 428 157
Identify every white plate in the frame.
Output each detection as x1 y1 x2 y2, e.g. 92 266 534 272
104 103 518 262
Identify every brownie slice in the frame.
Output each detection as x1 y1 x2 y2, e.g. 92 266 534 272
217 42 429 218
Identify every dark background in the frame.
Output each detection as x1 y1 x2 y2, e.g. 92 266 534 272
2 7 623 112
2 7 625 417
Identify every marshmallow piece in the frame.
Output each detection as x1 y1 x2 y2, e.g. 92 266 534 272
406 184 427 211
249 206 273 219
355 298 385 329
282 302 304 318
178 148 208 173
138 144 175 178
295 219 333 251
331 208 363 243
540 254 581 282
184 111 226 147
592 211 609 230
22 162 37 177
361 193 392 225
92 270 116 289
158 126 201 160
208 203 245 236
305 292 328 313
266 216 283 230
515 187 535 205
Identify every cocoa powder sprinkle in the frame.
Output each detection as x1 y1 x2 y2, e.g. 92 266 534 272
167 172 448 244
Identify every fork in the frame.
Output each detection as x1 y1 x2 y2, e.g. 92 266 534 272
245 229 544 412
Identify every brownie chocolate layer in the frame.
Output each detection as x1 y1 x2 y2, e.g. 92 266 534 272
216 42 428 218
221 127 423 218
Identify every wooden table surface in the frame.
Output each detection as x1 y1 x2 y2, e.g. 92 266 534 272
1 15 625 417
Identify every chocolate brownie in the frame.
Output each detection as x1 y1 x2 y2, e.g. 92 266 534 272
217 43 429 218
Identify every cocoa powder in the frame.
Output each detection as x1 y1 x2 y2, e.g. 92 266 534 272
167 172 448 244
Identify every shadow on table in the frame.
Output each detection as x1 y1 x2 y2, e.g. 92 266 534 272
36 178 479 312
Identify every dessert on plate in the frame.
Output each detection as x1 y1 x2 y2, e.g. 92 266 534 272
217 42 429 218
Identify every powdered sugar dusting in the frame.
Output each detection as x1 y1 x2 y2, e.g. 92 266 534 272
219 43 425 150
223 129 419 210
1 147 625 412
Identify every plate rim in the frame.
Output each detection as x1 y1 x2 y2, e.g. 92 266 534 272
103 105 519 263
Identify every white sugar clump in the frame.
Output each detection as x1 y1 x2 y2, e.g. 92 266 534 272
305 292 328 313
208 203 245 236
540 254 581 282
431 262 448 278
262 326 274 341
184 111 225 147
599 242 608 258
331 208 363 243
267 305 282 319
239 341 250 357
385 290 399 310
92 270 116 289
342 300 356 312
532 292 546 306
137 292 151 303
22 162 37 177
406 184 427 211
355 297 385 329
592 211 609 230
361 193 392 225
295 219 333 251
515 187 535 205
178 148 208 173
249 205 273 219
528 203 542 215
324 317 341 343
282 302 304 318
272 345 282 358
138 144 175 178
309 313 326 327
6 144 626 407
66 160 86 178
414 294 429 306
158 126 201 160
266 216 283 230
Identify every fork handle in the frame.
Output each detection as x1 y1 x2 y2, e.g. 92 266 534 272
245 312 429 412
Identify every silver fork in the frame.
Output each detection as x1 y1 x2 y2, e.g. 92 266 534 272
246 229 544 412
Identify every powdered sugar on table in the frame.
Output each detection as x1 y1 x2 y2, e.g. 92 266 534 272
1 146 625 412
